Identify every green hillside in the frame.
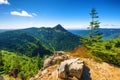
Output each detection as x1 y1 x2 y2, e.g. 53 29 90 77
20 24 80 51
0 50 43 79
0 30 52 57
0 24 80 56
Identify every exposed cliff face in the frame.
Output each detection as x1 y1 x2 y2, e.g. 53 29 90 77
32 52 120 80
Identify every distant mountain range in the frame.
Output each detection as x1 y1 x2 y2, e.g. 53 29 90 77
0 25 120 57
0 24 80 56
1 28 120 40
0 29 10 33
69 28 120 40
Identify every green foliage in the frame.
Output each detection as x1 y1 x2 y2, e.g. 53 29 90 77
0 51 4 75
80 36 89 47
0 24 79 57
37 54 43 69
1 50 44 79
89 8 102 43
0 30 52 57
22 24 80 51
89 38 120 66
81 8 120 66
80 8 102 46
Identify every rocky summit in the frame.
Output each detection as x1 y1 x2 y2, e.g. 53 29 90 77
31 52 84 80
31 50 120 80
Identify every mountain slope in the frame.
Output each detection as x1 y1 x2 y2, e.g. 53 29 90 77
0 30 52 57
20 24 80 51
0 24 80 56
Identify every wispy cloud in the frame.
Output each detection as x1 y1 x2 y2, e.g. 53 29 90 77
101 24 120 28
0 0 10 4
10 10 36 17
32 13 37 16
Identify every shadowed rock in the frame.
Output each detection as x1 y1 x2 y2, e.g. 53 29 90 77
43 51 69 69
58 58 84 80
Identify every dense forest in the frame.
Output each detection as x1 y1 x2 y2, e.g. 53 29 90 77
0 50 43 79
0 30 52 57
0 24 80 56
20 24 80 51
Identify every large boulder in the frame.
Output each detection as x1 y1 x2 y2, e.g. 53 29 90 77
43 51 69 69
58 58 84 80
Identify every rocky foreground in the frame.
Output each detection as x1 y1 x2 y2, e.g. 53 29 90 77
31 51 120 80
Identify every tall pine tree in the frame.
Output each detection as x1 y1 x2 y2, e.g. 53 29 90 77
89 8 102 44
81 8 102 46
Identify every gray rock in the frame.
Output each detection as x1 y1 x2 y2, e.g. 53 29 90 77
43 51 69 69
58 58 84 80
43 56 54 68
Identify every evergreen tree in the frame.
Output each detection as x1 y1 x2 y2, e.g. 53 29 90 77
0 50 4 74
81 8 102 46
89 8 102 44
37 54 42 69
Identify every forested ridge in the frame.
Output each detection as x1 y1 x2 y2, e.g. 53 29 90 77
0 24 80 57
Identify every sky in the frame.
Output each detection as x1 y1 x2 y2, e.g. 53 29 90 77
0 0 120 29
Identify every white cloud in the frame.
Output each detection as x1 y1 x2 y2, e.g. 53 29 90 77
10 10 35 17
0 0 9 4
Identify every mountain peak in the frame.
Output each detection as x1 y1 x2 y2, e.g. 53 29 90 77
53 24 67 31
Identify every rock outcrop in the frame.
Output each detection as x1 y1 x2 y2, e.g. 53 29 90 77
43 51 69 69
58 58 84 80
32 57 84 80
32 51 84 80
32 53 120 80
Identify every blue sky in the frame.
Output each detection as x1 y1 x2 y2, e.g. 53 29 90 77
0 0 120 29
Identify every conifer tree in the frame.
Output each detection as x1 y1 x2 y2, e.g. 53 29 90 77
89 8 102 44
81 8 102 46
